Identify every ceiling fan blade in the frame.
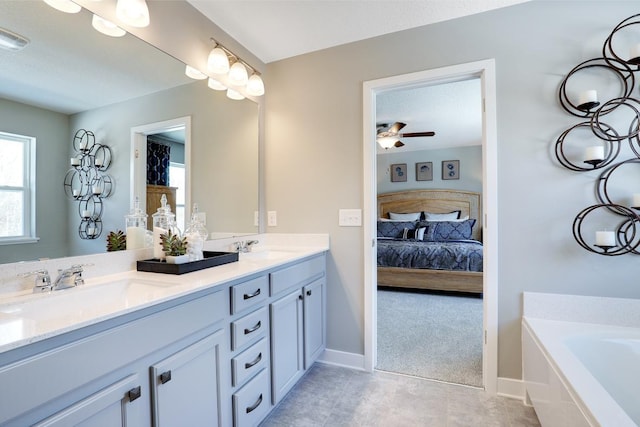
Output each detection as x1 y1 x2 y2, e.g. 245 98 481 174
388 122 406 134
399 131 435 138
393 140 405 148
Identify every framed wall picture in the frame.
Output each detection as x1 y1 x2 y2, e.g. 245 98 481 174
415 162 433 181
442 160 460 180
390 163 407 182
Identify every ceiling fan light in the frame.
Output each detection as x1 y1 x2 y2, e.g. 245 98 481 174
226 88 245 100
185 65 207 80
246 73 265 96
377 136 397 150
92 14 126 37
116 0 150 28
207 47 229 74
228 61 248 86
43 0 81 14
207 77 226 91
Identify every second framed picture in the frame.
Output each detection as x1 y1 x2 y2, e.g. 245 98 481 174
442 160 460 180
415 162 433 181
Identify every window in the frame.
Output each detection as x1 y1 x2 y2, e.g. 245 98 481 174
169 162 186 230
0 131 36 244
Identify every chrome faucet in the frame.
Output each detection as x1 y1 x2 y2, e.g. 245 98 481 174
19 270 53 293
53 264 87 290
234 240 259 253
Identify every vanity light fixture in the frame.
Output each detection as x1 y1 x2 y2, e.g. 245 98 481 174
185 65 207 80
226 88 245 101
228 61 249 86
208 45 230 74
206 38 265 97
247 73 265 97
43 0 81 14
91 14 126 37
207 77 226 91
116 0 150 28
0 27 29 52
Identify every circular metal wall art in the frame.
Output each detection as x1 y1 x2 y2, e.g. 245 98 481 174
573 204 640 255
590 97 640 142
555 121 620 171
596 158 640 215
602 13 640 68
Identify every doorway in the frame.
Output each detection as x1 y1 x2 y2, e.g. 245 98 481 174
363 59 499 393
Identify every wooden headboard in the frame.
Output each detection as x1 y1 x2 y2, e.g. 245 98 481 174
377 189 482 241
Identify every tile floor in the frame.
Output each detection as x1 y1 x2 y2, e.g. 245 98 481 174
260 363 541 427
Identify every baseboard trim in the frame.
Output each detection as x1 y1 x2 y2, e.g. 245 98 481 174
318 349 365 371
497 377 526 401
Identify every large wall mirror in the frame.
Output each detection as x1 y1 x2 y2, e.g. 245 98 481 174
0 1 259 264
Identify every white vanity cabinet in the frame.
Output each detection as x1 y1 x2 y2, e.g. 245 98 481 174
269 255 326 405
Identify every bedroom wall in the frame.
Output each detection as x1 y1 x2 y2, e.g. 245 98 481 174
377 146 482 195
263 1 640 382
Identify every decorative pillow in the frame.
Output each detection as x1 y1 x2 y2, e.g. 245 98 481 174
423 219 476 241
389 212 421 221
377 221 417 238
378 217 414 222
402 226 426 240
423 210 461 221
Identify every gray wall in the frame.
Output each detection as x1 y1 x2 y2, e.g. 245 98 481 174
0 98 70 262
264 1 640 380
377 146 482 194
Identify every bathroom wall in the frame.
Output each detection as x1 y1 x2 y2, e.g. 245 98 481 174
264 1 640 381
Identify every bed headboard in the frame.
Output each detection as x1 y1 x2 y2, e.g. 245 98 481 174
377 189 482 241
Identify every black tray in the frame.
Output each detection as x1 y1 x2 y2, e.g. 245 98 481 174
136 251 239 275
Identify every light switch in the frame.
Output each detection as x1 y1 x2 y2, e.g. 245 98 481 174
268 211 277 227
339 209 362 227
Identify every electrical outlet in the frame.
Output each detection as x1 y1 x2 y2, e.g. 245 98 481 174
254 211 259 227
339 209 362 226
268 211 277 227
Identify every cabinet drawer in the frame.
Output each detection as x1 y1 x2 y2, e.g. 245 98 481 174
231 307 268 351
232 369 270 427
230 276 268 314
270 255 325 296
232 338 268 388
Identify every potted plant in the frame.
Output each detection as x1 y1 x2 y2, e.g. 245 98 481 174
160 229 189 264
106 230 126 252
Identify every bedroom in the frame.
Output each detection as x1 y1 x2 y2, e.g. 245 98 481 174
375 78 484 386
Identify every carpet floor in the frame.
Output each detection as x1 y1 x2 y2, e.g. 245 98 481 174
376 288 483 387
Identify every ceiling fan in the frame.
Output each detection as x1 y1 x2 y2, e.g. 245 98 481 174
376 122 435 149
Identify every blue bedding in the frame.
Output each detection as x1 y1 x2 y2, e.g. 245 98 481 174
377 238 483 272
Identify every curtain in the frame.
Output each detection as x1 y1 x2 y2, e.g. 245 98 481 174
147 139 170 186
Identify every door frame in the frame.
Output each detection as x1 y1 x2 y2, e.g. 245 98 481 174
362 59 498 394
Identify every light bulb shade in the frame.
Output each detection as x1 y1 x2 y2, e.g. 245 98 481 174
43 0 81 13
226 88 245 100
228 61 248 86
185 65 207 80
207 47 229 74
92 14 126 37
116 0 150 28
207 77 226 91
247 74 265 96
377 137 397 149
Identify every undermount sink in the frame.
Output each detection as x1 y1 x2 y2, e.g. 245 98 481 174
239 250 293 261
0 278 180 324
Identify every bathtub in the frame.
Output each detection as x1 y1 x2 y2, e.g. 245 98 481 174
522 295 640 427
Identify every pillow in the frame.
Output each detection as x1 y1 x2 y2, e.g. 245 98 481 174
377 221 417 238
402 226 426 240
378 217 415 222
423 219 476 241
389 212 421 221
423 210 461 221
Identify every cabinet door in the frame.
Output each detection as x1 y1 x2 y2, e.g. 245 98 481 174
150 329 224 427
270 288 304 405
303 278 325 368
34 375 144 427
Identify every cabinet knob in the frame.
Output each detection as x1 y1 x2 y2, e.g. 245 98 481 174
246 393 263 414
159 370 172 384
298 294 303 300
244 320 261 335
127 386 141 402
243 288 261 300
306 290 312 296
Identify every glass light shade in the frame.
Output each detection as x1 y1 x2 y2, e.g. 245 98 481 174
185 65 207 80
226 88 245 100
92 14 126 37
207 47 229 74
207 77 226 91
116 0 150 28
377 137 396 149
228 61 248 86
246 74 265 96
43 0 81 13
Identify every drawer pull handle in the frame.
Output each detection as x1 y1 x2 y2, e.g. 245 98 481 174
159 370 172 384
244 321 261 335
246 393 263 414
243 288 261 300
306 290 312 296
298 294 303 300
244 352 262 369
127 386 141 402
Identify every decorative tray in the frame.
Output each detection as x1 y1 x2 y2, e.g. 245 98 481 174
136 251 239 275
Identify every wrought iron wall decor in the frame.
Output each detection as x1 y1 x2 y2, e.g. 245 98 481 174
63 129 113 239
555 14 640 255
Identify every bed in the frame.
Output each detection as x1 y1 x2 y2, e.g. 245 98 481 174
377 189 483 293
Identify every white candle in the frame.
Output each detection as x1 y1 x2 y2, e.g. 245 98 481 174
82 210 90 218
578 89 598 106
153 226 167 259
79 141 87 150
584 146 604 161
595 231 615 247
70 157 80 166
95 160 103 167
72 189 80 197
633 193 640 207
126 226 146 250
631 44 640 60
92 185 103 195
87 227 96 236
